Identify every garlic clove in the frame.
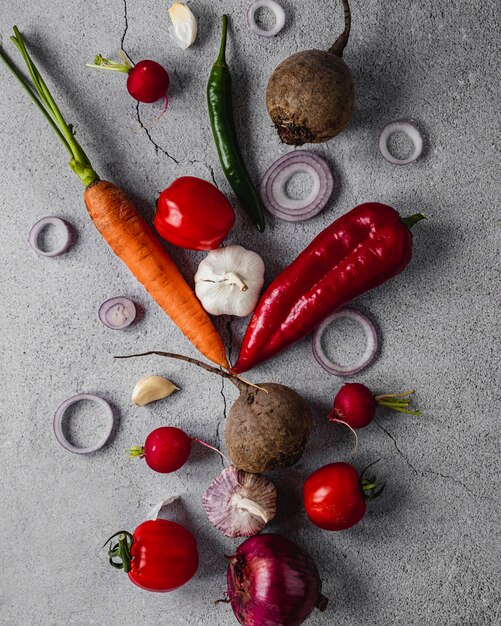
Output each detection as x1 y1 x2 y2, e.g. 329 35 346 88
202 466 277 538
168 3 198 50
132 375 179 407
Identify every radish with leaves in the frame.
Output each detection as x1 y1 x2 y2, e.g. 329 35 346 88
87 52 170 117
328 383 421 449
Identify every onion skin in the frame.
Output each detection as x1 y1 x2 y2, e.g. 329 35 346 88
227 534 327 626
266 49 354 145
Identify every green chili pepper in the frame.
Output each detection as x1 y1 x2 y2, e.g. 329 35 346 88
207 15 266 233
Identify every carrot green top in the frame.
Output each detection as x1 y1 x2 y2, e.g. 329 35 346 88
0 26 99 187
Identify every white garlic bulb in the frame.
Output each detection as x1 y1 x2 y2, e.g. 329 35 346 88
202 466 277 538
194 245 265 317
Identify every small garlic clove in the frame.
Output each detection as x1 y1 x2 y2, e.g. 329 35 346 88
168 3 198 50
202 466 277 538
132 375 179 407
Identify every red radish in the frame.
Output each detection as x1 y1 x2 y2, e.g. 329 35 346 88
86 53 170 115
129 426 226 474
328 383 421 450
126 60 170 104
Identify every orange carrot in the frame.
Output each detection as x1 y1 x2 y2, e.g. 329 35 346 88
0 28 228 368
85 181 228 367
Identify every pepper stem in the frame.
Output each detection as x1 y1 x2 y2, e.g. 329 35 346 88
402 213 427 229
129 446 144 459
216 15 228 66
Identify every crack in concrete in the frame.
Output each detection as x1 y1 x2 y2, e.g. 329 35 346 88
135 103 181 164
375 419 420 476
375 419 480 498
207 163 219 189
215 318 234 468
120 0 130 57
424 469 479 498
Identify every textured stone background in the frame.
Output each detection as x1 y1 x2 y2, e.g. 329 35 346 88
0 0 500 624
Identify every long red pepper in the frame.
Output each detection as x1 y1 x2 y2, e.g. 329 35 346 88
232 203 425 373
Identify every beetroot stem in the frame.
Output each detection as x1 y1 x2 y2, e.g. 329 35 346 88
114 351 266 392
329 0 351 57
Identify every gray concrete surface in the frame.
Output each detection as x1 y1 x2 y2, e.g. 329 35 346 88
1 0 500 624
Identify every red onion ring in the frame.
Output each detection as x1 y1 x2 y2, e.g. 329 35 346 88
28 216 73 257
98 297 137 330
247 0 286 38
260 151 334 221
379 120 424 165
312 308 378 376
53 393 114 454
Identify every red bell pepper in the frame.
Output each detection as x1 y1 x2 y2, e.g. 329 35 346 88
232 203 425 373
155 176 235 250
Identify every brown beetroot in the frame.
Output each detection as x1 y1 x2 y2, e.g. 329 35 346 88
266 0 354 146
226 382 312 474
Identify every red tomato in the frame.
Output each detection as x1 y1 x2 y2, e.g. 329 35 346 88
128 520 199 592
155 176 235 250
303 462 375 531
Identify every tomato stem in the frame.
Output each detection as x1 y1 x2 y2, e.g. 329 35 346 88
104 531 133 573
359 460 385 502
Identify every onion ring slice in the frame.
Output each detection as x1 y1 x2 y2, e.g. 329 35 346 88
261 151 334 221
28 216 73 257
53 393 114 454
379 120 423 165
247 0 286 38
98 297 137 330
312 308 378 376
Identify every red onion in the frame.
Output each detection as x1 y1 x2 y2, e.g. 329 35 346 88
226 534 327 626
247 0 286 38
98 297 137 330
28 216 73 257
379 120 423 165
260 151 334 221
53 393 114 454
312 308 378 377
